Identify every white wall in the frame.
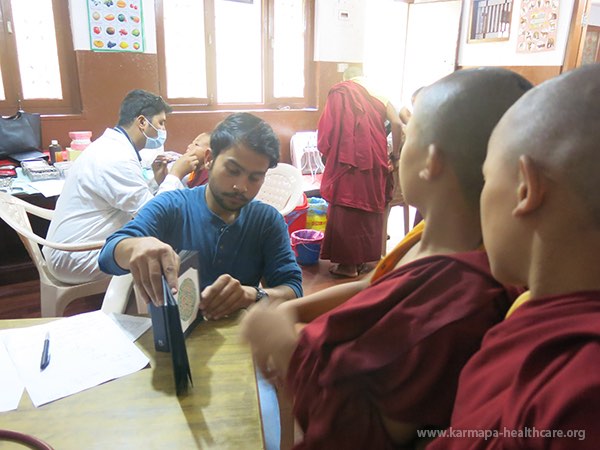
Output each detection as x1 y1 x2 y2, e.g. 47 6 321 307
68 0 157 53
363 1 409 109
458 0 574 66
314 0 366 62
590 4 600 26
402 1 462 106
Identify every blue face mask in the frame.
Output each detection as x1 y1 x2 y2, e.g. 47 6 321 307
142 117 167 149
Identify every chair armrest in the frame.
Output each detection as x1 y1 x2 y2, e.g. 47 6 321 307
16 225 105 251
21 202 54 220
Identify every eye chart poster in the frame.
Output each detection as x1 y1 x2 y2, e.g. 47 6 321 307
87 0 145 52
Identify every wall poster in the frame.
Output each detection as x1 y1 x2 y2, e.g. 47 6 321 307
517 0 559 53
87 0 145 52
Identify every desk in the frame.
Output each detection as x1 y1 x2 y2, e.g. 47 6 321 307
0 315 264 449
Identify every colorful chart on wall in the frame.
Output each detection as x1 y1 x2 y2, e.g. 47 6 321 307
87 0 145 52
516 0 559 53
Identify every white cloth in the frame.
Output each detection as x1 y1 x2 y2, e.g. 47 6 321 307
43 128 183 284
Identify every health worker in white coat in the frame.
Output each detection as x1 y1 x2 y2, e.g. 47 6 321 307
43 89 199 284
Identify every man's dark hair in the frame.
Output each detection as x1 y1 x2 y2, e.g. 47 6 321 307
210 113 280 168
117 89 172 126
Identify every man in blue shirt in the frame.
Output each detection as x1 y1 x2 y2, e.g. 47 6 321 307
99 113 303 320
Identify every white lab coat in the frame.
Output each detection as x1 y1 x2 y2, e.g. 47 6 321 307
43 128 183 284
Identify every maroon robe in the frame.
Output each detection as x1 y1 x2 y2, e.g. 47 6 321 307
427 292 600 450
286 251 520 449
187 167 209 188
317 80 390 212
317 80 391 264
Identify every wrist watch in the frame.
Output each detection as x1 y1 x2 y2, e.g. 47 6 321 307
254 286 269 302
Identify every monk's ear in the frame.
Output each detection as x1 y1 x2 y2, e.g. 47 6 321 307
419 144 443 181
514 155 545 216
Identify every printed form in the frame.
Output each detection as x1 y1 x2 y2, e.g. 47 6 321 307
1 310 150 408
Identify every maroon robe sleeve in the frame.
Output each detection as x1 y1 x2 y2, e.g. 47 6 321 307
427 292 600 450
287 251 517 449
316 90 342 162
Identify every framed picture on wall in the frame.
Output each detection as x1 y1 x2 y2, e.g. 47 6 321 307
468 0 514 43
87 0 145 53
516 0 560 53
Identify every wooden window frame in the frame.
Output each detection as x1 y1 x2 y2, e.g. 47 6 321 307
155 0 315 111
0 0 81 115
467 0 514 43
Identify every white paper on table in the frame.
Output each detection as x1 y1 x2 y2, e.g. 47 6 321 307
27 179 65 197
0 334 24 412
108 313 152 342
3 310 150 408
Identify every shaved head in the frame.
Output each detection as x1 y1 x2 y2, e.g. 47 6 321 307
412 68 533 206
491 63 600 225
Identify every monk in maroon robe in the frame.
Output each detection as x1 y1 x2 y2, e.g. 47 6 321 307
242 68 532 449
317 67 402 278
427 64 600 449
186 132 210 188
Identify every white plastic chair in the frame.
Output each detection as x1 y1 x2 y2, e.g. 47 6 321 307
255 163 304 217
100 273 136 314
0 191 110 317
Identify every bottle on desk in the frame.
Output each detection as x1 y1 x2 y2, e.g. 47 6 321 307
49 140 63 165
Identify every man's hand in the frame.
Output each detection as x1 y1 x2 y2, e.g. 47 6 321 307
200 274 255 320
240 300 299 383
169 150 199 180
151 154 170 185
121 237 181 307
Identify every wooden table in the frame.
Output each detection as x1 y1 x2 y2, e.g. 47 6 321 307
0 315 264 449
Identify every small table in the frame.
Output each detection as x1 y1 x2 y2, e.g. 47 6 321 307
0 315 264 449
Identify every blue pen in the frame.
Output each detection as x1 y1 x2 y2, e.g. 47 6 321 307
40 331 51 372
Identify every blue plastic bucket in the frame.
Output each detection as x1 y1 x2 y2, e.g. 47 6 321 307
291 229 324 266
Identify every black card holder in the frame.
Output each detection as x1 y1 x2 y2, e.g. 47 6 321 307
148 276 193 395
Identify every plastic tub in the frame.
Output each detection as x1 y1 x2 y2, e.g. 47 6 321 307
291 229 324 266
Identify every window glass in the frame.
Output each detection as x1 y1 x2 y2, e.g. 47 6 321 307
10 0 62 99
163 0 207 98
214 0 262 103
273 0 305 98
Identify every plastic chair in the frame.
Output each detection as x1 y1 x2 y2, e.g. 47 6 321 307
0 191 110 317
255 163 304 217
100 273 136 315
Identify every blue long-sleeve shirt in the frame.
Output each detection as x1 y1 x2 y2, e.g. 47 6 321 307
99 185 303 297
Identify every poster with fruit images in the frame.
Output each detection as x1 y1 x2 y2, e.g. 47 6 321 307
87 0 144 52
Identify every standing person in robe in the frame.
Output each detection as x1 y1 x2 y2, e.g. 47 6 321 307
427 64 600 450
241 68 532 449
317 66 403 278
